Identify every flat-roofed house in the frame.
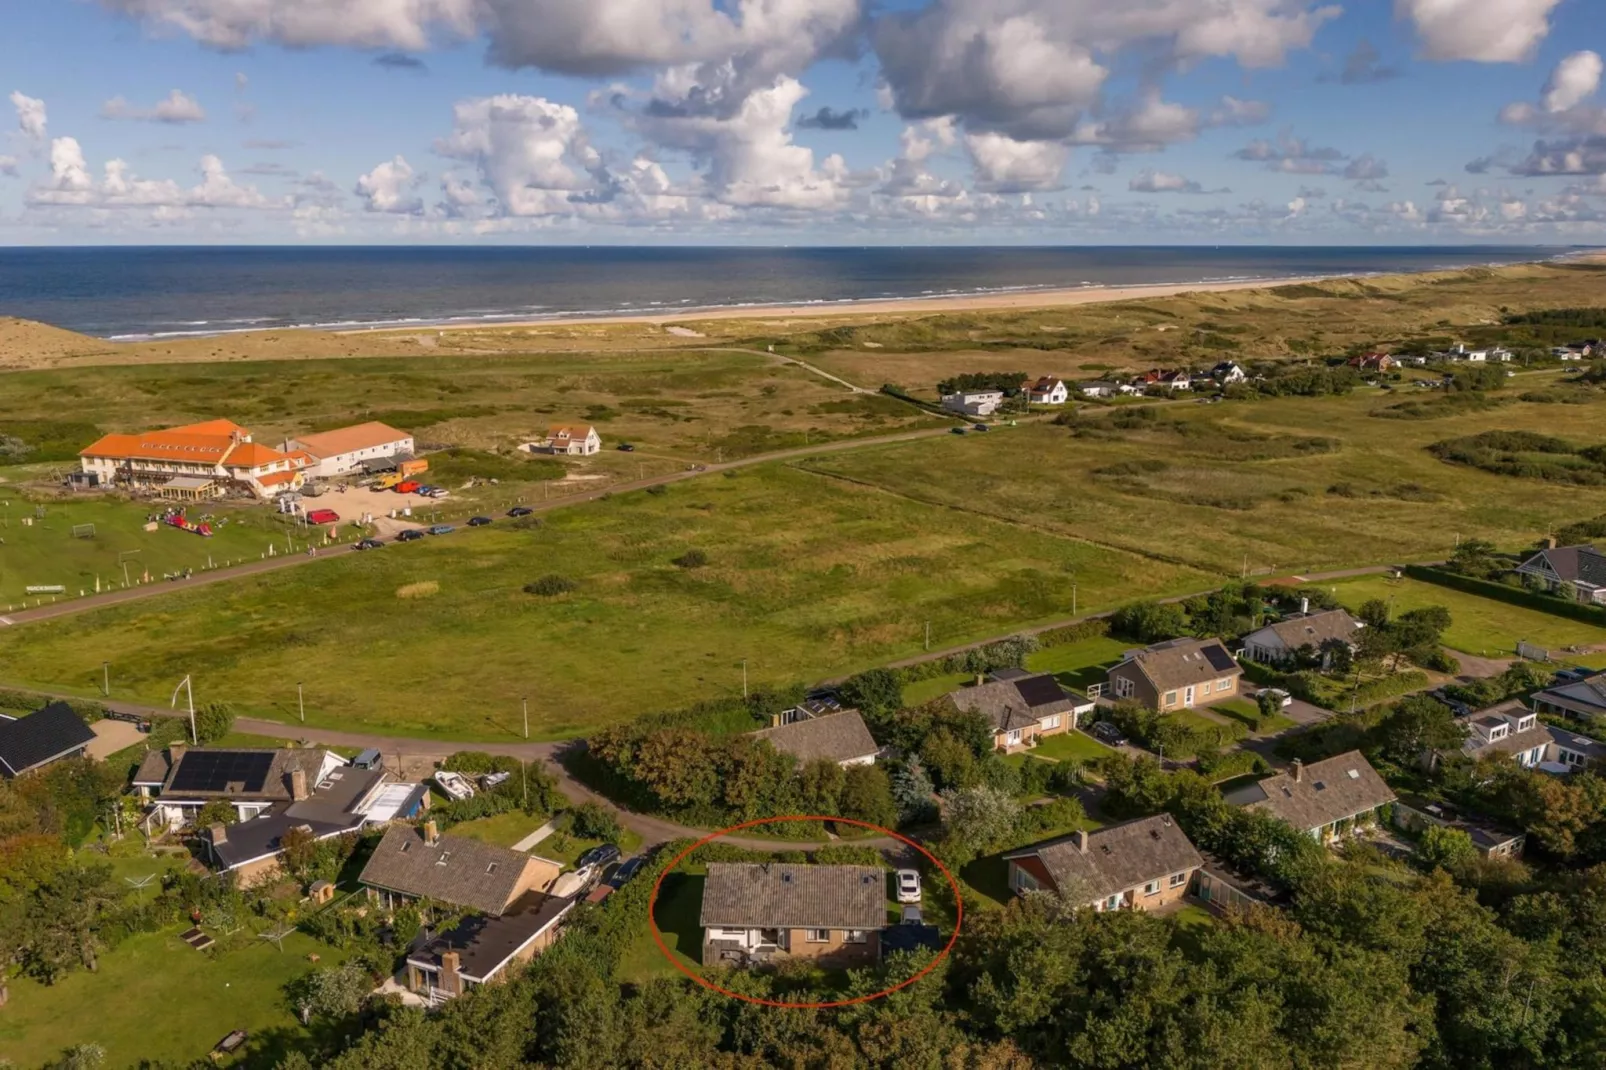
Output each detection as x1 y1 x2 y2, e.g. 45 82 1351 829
1224 751 1395 843
1004 815 1204 912
748 710 880 767
360 822 570 1001
286 422 415 479
79 420 312 499
700 862 886 968
940 390 1004 417
948 671 1094 752
1241 607 1363 668
1106 637 1242 711
0 702 97 778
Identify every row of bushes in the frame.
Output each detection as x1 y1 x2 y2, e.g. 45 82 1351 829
1103 701 1248 759
1406 564 1606 628
0 688 107 722
1240 658 1431 710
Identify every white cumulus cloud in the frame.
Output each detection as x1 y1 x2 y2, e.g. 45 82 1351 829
28 138 278 209
101 89 207 123
965 132 1068 192
11 91 47 141
1543 51 1603 114
1396 0 1561 63
355 155 424 213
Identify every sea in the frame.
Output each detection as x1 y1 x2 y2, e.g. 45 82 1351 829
0 245 1583 341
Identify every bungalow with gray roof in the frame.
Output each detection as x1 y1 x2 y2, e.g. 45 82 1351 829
1004 815 1204 912
1533 670 1606 725
700 862 887 968
1241 607 1362 669
1224 751 1395 843
1516 543 1606 604
1106 637 1242 711
748 709 880 767
948 671 1093 753
0 702 96 778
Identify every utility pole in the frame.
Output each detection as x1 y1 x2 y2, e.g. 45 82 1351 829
522 696 530 740
1072 581 1078 617
925 621 931 651
742 659 748 699
298 682 305 723
171 675 197 745
102 661 110 697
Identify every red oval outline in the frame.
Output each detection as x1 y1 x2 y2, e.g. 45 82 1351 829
646 815 963 1009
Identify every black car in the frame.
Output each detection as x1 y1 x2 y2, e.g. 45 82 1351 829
949 427 967 435
617 443 636 452
507 506 534 517
1090 721 1129 747
609 856 646 889
467 516 493 527
396 529 425 542
972 423 990 432
576 844 621 871
352 538 385 551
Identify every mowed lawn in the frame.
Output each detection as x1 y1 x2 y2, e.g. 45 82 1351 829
0 927 350 1068
1322 575 1606 658
0 464 1211 740
797 388 1606 579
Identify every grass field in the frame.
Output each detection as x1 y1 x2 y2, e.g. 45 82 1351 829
1029 730 1116 764
0 926 351 1068
1322 575 1606 657
0 492 320 605
0 465 1211 739
797 385 1606 577
447 811 550 848
1024 636 1133 690
1210 697 1297 735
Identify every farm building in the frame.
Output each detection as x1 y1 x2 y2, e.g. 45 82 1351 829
285 422 415 479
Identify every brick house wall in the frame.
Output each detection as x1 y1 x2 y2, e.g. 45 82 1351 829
784 928 880 967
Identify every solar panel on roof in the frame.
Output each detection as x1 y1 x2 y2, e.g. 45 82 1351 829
1014 675 1067 708
1201 644 1238 672
167 751 275 794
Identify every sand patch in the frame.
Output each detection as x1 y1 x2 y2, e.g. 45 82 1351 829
665 326 706 338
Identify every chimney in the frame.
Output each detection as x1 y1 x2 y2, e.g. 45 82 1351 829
1544 536 1558 550
1300 597 1310 616
289 767 309 801
1291 758 1303 784
440 950 461 995
976 673 986 687
1075 829 1089 854
209 823 227 846
424 819 440 845
169 742 187 762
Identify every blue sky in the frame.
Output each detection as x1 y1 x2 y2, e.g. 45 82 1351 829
3 0 1603 244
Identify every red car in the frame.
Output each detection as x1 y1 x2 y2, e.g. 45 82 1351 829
305 508 341 525
394 481 421 494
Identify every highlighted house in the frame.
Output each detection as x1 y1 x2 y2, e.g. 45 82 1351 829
79 420 312 499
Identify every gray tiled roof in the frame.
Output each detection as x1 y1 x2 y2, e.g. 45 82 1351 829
1251 609 1361 651
409 892 574 981
1524 545 1606 586
698 863 886 931
0 702 96 776
1232 751 1396 832
1124 637 1242 694
749 710 879 765
951 674 1076 733
1005 815 1202 902
359 825 535 915
133 748 171 785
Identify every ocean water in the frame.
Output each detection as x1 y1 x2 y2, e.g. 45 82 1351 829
0 245 1575 340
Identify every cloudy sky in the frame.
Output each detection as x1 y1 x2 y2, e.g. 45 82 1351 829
3 0 1605 244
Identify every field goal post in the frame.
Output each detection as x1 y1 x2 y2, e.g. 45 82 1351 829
71 523 97 539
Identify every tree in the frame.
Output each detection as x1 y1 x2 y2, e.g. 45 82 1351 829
9 858 120 981
569 801 623 843
1358 598 1392 630
920 730 978 791
291 960 375 1023
1111 600 1188 643
1373 696 1464 766
280 824 317 882
796 758 846 817
940 784 1021 856
838 668 904 721
1257 689 1285 729
839 765 897 829
1417 825 1478 872
192 701 235 745
630 728 719 809
1321 637 1355 675
890 757 936 825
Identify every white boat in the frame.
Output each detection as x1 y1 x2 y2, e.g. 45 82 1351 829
432 770 476 801
480 772 511 790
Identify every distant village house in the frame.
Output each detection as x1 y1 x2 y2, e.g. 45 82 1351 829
531 425 602 456
700 862 886 968
1004 815 1203 912
1023 377 1070 405
1106 637 1242 711
941 390 1005 417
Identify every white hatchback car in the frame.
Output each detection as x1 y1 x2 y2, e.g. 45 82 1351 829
895 868 922 904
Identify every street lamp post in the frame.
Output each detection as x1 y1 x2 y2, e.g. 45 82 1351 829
742 659 748 700
298 682 305 723
522 696 530 740
170 675 197 745
102 661 110 698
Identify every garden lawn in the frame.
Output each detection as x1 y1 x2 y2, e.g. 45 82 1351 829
0 465 1209 740
0 927 351 1069
1166 709 1227 735
620 870 704 982
1322 575 1606 658
1029 730 1116 764
901 672 972 708
1210 697 1297 735
448 811 550 848
1024 635 1132 691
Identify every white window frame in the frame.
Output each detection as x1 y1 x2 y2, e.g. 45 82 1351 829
1105 894 1122 910
1006 729 1022 746
1169 871 1188 888
1143 880 1160 896
805 929 830 943
1041 714 1061 730
1164 691 1178 707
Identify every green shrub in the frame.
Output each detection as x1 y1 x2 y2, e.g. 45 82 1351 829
569 801 624 843
524 575 577 596
671 549 709 569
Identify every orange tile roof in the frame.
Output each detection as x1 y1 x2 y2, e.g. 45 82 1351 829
81 431 234 464
257 471 300 487
291 422 411 459
223 441 296 468
169 419 250 437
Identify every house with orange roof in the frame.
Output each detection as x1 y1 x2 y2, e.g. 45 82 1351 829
285 421 415 479
535 425 601 456
79 421 311 499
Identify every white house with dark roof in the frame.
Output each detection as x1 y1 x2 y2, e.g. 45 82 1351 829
1023 377 1070 405
948 671 1094 752
1241 607 1363 668
1516 544 1606 604
1224 751 1395 843
1435 700 1606 775
1004 815 1203 912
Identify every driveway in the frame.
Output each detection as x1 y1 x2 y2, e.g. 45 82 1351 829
86 718 145 760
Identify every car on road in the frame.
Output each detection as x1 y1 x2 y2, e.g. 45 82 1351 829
895 869 922 904
395 529 425 542
617 443 636 452
426 524 455 536
950 427 967 435
352 538 385 551
507 506 534 517
972 423 990 432
305 508 341 525
467 516 493 527
1261 687 1293 709
415 485 439 496
1091 721 1129 747
1426 688 1473 717
609 856 646 888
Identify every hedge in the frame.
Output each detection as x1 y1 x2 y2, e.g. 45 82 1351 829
1035 618 1113 648
1405 565 1606 628
0 688 107 722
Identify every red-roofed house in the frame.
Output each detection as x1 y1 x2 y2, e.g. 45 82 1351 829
80 421 311 499
1347 353 1396 372
538 425 602 456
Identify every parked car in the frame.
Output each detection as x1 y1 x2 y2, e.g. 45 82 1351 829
507 506 534 518
895 869 922 904
467 516 493 527
609 856 646 888
423 487 449 498
396 529 425 542
305 508 340 525
950 427 967 435
1261 687 1293 709
426 524 455 536
415 485 438 496
900 904 924 925
617 443 636 452
573 844 622 889
1091 721 1128 747
394 481 421 494
972 423 990 432
352 538 385 551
